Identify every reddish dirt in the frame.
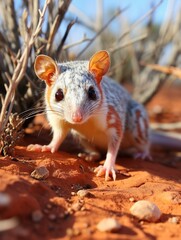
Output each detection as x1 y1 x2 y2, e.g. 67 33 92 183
0 84 181 240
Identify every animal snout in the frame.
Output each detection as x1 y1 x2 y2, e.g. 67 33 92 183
72 110 83 123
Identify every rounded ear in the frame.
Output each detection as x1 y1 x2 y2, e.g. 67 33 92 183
34 55 58 86
89 50 110 84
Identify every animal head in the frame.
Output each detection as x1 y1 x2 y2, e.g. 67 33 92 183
34 50 110 124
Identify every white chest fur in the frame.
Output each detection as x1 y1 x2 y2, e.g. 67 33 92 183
70 114 108 150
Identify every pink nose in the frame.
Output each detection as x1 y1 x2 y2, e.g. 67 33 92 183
72 111 83 123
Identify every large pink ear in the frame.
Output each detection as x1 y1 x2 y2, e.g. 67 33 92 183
34 55 58 86
89 50 110 84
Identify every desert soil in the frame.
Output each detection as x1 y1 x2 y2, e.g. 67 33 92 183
0 85 181 240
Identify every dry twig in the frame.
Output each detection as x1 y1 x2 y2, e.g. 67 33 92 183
141 63 181 80
0 0 50 135
76 8 123 58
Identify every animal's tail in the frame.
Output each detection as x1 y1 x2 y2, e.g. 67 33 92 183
150 130 181 152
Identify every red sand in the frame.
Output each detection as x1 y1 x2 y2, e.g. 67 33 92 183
0 85 181 240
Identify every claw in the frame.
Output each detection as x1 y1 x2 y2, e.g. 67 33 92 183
27 144 54 153
111 169 116 181
94 165 102 174
105 168 110 181
27 144 43 152
94 165 116 181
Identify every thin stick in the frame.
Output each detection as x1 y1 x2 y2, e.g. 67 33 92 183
63 36 91 50
46 0 71 53
76 8 123 58
57 19 76 56
0 0 50 133
109 34 147 53
118 0 163 42
141 62 181 80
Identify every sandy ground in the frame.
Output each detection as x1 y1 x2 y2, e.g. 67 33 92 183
0 85 181 240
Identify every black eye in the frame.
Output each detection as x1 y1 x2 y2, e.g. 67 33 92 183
55 89 64 101
88 86 97 100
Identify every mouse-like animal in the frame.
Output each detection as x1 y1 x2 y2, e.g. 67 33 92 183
27 50 150 180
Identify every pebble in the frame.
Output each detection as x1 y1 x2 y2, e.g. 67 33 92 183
46 203 53 209
31 166 49 180
32 210 44 222
0 192 11 208
71 201 83 211
168 216 180 224
66 228 80 237
66 228 74 237
130 200 162 222
81 206 86 211
77 189 90 198
48 213 57 221
129 197 135 202
152 105 163 115
96 218 121 232
67 207 74 214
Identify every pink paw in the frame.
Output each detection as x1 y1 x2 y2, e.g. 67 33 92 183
27 144 55 153
94 165 116 181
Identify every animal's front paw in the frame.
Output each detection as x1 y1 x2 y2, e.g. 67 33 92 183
78 152 101 162
27 144 56 153
94 164 116 181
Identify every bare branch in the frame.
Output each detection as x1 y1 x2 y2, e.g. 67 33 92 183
69 4 95 32
118 0 163 42
63 36 91 50
57 19 76 57
77 8 123 58
0 0 50 133
109 34 147 53
141 63 181 80
0 0 20 52
46 0 72 53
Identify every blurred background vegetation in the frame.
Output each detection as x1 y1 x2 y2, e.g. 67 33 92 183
0 0 181 154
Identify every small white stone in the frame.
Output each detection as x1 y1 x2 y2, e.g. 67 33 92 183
129 197 135 202
168 216 180 224
31 166 49 180
0 193 11 208
71 201 82 211
130 200 162 222
77 189 89 198
96 218 121 232
152 105 163 115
